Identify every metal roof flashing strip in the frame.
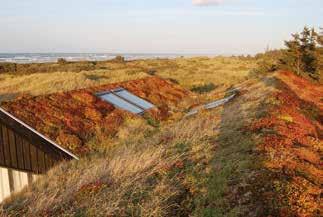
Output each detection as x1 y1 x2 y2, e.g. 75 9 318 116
0 107 79 160
185 93 237 117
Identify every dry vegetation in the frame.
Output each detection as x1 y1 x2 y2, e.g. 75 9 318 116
1 76 192 155
249 71 322 216
0 76 273 216
0 57 322 217
0 57 255 102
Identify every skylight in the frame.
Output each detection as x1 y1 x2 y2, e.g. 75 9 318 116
114 89 154 110
97 88 155 114
99 93 144 114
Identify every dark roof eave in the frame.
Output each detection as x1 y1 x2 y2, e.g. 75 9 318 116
0 107 79 161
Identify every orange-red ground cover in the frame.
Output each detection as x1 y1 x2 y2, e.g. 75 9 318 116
250 71 322 216
1 76 191 155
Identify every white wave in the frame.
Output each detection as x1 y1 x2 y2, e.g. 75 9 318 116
0 53 194 63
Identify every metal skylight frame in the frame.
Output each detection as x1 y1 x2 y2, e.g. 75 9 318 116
99 93 144 114
96 88 155 115
114 89 154 110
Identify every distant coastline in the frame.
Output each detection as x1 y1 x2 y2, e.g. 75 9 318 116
0 53 214 64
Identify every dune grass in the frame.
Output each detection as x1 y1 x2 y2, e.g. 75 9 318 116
0 72 277 216
1 56 321 216
0 56 260 216
0 56 256 102
2 56 297 217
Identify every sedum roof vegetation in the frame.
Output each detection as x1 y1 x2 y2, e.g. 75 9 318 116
1 76 191 155
0 70 322 216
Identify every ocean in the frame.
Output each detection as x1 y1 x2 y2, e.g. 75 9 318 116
0 53 198 64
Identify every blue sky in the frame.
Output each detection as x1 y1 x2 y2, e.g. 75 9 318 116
0 0 322 54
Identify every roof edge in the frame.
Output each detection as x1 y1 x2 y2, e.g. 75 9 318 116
0 107 79 161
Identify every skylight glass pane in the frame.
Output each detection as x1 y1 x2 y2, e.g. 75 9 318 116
115 90 154 110
100 93 144 114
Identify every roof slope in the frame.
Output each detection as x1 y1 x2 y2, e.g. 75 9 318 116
1 76 190 155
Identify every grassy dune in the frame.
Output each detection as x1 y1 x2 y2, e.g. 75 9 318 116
0 57 321 217
0 57 256 102
1 76 273 216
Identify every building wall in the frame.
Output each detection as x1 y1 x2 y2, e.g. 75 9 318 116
0 122 58 174
0 167 38 203
0 108 76 204
0 167 10 202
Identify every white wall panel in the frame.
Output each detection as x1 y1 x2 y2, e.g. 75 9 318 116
0 167 36 204
12 170 29 193
0 167 11 203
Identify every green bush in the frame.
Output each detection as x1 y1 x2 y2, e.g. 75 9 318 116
57 58 68 65
147 69 157 75
113 55 125 63
190 83 216 94
280 27 320 80
0 63 17 74
143 114 160 128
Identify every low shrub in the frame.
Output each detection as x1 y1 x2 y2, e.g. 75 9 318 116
57 58 68 65
0 63 17 73
147 69 157 75
167 78 179 84
113 55 125 63
190 83 216 94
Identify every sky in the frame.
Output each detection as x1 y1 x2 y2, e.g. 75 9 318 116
0 0 322 54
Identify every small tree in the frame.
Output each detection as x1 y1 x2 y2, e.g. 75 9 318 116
300 27 317 76
281 27 320 80
317 28 323 77
318 28 323 46
282 34 302 75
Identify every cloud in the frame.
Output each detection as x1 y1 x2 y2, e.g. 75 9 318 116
192 0 224 6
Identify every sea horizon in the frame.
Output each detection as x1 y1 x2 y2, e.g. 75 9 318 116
0 52 247 64
0 53 202 64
